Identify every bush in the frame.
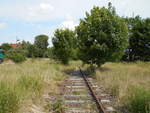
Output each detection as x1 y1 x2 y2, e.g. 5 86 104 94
0 83 20 113
127 88 150 113
6 48 26 63
11 53 26 63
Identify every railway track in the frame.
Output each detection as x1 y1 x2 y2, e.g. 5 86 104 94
61 68 116 113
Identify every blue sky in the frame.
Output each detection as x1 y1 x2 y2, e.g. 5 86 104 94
0 0 150 46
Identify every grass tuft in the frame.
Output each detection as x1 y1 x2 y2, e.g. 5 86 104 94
51 99 65 113
127 87 150 113
18 75 43 93
0 82 20 113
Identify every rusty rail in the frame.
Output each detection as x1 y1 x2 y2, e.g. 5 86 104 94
79 67 106 113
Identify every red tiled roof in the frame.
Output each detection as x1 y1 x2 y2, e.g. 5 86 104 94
10 44 18 47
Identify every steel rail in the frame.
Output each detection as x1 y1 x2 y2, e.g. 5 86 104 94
79 67 106 113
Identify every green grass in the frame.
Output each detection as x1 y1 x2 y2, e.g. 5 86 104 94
51 98 65 113
1 59 149 113
95 62 150 113
0 82 20 113
0 59 72 113
18 75 43 93
127 87 150 113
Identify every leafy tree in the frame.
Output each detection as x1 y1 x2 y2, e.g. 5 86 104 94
6 48 26 63
18 41 30 57
76 3 129 67
52 29 76 64
34 35 49 57
26 44 36 58
44 47 55 58
123 16 150 61
1 43 12 51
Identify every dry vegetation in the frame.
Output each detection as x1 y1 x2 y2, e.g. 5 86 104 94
0 59 80 113
0 60 150 113
95 62 150 113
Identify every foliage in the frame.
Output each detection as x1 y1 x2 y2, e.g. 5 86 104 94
52 29 77 64
26 44 37 58
44 47 55 58
76 3 128 67
34 35 49 57
0 83 19 113
1 43 12 52
123 16 150 61
20 41 32 57
6 48 26 63
127 88 150 113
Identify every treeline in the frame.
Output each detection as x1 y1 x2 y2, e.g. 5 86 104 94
52 3 150 66
122 16 150 61
1 35 52 63
1 3 150 65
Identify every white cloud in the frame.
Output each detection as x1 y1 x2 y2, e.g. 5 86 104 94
40 3 54 10
60 14 78 30
0 1 55 21
61 20 78 30
0 0 150 23
25 2 54 21
0 23 7 29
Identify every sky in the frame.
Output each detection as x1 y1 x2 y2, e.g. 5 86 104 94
0 0 150 46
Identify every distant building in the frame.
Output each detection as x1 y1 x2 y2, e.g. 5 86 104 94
10 43 20 48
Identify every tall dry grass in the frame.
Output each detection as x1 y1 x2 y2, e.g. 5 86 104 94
0 59 73 113
95 62 150 113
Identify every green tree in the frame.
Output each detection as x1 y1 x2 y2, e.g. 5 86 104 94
1 43 12 51
34 35 49 57
44 47 55 58
6 47 26 63
27 44 36 58
123 16 150 61
52 29 76 64
76 3 128 67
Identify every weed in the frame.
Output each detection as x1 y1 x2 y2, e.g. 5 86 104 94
52 99 65 113
0 83 20 113
127 88 150 113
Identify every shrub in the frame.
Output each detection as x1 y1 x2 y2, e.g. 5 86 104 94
11 53 26 63
127 88 150 113
0 83 20 113
6 48 26 63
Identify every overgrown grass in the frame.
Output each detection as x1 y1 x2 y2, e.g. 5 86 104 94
18 75 43 94
0 82 20 113
127 87 150 113
0 59 72 113
2 59 149 112
95 62 150 113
